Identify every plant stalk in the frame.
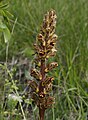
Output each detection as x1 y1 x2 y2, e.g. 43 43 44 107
39 59 46 120
39 107 45 120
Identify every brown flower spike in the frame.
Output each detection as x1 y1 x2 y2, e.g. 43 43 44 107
29 9 58 120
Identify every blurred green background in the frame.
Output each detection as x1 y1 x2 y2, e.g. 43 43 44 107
0 0 88 120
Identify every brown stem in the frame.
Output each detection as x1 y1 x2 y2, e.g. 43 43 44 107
39 107 45 120
39 59 46 120
41 60 45 80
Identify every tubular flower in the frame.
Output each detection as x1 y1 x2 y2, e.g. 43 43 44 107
28 9 58 120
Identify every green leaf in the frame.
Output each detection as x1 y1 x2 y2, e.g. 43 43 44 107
11 84 19 90
0 22 11 43
0 3 9 10
3 27 11 43
0 22 7 29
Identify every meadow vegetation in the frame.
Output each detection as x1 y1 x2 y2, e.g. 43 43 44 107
0 0 88 120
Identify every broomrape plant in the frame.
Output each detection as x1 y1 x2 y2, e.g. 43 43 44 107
28 9 58 120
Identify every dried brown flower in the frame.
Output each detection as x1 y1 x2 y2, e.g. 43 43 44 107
29 9 58 120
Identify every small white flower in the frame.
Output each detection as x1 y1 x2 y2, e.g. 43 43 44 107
8 94 22 102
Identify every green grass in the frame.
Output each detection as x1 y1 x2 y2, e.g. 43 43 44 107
0 0 88 120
